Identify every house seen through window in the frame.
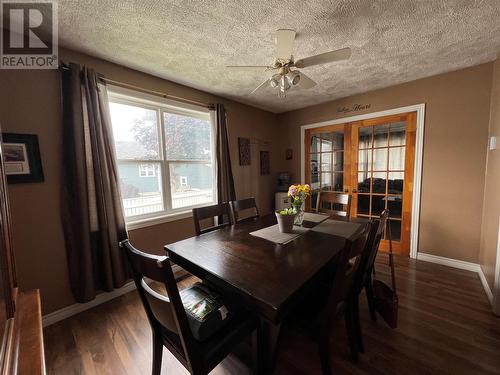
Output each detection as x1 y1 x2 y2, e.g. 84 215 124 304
139 163 156 177
108 90 216 221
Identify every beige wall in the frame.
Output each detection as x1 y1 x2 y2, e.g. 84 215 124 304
276 63 493 263
0 48 278 314
480 56 500 294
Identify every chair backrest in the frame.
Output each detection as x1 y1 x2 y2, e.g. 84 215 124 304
315 192 352 220
230 197 259 223
364 210 389 275
119 240 197 369
192 203 232 235
325 222 371 319
350 210 389 297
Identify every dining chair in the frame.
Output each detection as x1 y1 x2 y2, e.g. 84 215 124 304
230 198 260 223
315 191 352 221
288 222 371 374
360 210 390 323
120 240 261 375
192 203 232 235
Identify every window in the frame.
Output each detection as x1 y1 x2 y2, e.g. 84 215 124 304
108 89 216 222
139 163 156 177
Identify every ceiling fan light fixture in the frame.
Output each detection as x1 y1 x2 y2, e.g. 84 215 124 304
287 70 301 86
270 74 280 88
280 75 291 91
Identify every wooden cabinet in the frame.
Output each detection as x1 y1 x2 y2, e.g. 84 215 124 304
0 133 45 374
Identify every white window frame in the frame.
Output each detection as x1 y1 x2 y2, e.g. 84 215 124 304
108 86 217 229
139 163 156 177
180 176 188 187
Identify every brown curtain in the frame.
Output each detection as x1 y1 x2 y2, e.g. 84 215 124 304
214 104 236 203
60 63 128 303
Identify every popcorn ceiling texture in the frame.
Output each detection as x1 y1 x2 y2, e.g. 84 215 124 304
58 0 500 113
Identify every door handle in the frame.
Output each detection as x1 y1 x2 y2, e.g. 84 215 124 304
344 189 349 193
352 189 357 193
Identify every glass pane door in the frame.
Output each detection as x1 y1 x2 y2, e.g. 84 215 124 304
304 112 416 256
351 113 416 256
305 125 346 211
355 122 406 241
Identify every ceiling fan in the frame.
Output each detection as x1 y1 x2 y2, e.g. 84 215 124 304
226 29 351 97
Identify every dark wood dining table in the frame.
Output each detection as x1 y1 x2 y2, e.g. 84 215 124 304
165 213 362 372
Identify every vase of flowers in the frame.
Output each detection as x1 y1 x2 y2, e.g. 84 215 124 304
275 207 297 233
288 184 311 226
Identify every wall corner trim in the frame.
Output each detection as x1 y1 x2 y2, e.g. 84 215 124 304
417 252 493 305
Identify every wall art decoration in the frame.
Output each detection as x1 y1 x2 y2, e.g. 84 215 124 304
2 133 44 183
260 150 270 175
238 137 251 166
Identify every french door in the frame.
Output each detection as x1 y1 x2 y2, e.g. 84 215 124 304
304 112 416 256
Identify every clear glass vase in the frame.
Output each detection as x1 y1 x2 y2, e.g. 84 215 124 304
292 201 304 226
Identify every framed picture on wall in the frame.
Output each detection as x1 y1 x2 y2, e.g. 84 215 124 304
2 133 44 184
238 137 251 166
260 150 270 176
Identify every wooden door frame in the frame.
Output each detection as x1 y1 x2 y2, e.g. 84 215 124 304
300 104 425 259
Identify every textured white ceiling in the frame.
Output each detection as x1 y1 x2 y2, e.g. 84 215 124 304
57 0 500 113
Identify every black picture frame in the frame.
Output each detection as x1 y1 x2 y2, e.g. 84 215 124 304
2 133 44 184
260 151 270 176
238 137 251 166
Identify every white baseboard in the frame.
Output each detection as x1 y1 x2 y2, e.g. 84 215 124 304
43 265 188 327
417 252 481 272
417 252 493 305
42 281 137 327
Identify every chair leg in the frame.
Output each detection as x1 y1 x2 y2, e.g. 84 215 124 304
352 296 364 353
152 332 163 375
317 329 332 375
344 302 359 362
365 279 377 322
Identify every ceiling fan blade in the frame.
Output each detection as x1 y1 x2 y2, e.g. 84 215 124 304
298 72 317 89
226 65 271 70
250 79 270 95
294 47 351 68
275 29 296 60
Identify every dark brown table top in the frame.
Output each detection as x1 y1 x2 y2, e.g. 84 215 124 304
165 214 354 324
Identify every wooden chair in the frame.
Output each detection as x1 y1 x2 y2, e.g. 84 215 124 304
192 203 232 235
289 223 371 374
230 198 260 223
360 210 390 323
315 191 352 221
319 222 371 373
338 210 390 360
120 240 261 375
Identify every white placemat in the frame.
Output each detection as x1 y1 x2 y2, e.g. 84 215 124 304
250 224 310 245
311 219 363 238
303 212 330 223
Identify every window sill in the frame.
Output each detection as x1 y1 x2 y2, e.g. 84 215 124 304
126 210 193 231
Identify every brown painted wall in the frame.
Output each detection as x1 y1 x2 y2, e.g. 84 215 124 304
480 56 500 290
0 48 279 314
276 63 493 263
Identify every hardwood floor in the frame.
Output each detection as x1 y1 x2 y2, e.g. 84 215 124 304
44 255 500 374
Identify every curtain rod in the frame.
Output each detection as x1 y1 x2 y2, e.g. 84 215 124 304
100 77 214 110
59 63 213 110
